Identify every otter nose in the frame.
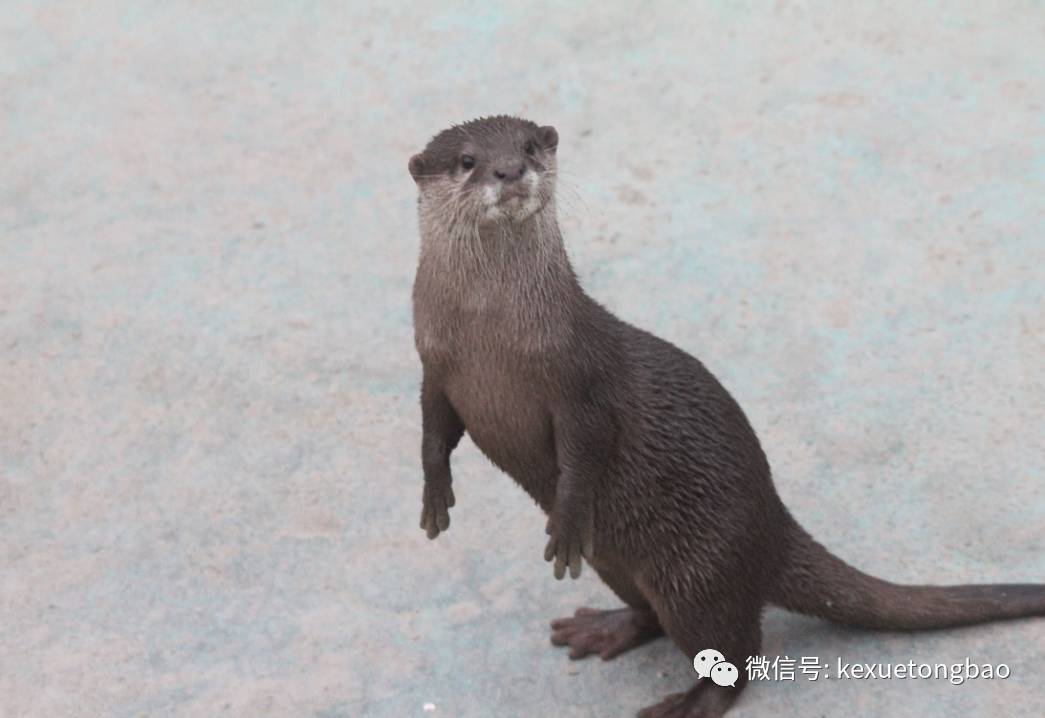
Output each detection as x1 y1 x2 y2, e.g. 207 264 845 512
493 160 526 183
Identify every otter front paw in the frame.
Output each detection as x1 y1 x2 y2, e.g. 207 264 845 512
419 479 455 539
543 513 593 580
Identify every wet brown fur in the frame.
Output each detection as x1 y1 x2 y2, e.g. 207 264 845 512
408 115 1045 717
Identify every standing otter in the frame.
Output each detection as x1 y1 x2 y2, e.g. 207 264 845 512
407 115 1045 717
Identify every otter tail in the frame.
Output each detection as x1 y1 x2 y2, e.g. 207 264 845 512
769 519 1045 630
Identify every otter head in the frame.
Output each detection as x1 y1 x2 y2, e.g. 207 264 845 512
408 115 558 226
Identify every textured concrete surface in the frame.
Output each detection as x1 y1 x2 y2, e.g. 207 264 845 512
2 2 1043 717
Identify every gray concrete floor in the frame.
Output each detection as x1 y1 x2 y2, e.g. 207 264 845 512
2 2 1043 716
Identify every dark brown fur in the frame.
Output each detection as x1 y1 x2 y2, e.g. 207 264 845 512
408 115 1045 717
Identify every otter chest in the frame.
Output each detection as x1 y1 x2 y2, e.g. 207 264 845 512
442 352 557 483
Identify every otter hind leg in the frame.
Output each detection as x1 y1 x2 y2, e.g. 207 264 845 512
637 682 735 718
638 596 762 718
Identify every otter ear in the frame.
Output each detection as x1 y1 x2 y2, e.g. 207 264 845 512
408 153 426 182
538 125 558 152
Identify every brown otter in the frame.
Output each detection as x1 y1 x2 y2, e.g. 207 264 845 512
407 115 1045 717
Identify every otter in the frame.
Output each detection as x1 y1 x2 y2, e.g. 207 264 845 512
407 115 1045 717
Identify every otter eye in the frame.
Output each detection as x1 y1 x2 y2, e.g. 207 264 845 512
524 140 537 156
460 155 476 170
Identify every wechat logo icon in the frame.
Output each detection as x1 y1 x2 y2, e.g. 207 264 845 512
693 648 739 687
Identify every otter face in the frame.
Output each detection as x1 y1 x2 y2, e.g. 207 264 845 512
408 116 558 225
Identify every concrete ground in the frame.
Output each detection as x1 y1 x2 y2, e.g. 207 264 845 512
2 2 1043 716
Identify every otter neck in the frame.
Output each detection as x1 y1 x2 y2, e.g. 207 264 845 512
415 202 583 355
419 201 577 295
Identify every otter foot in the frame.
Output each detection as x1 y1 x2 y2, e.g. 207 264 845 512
419 478 454 539
637 682 737 718
550 607 663 660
